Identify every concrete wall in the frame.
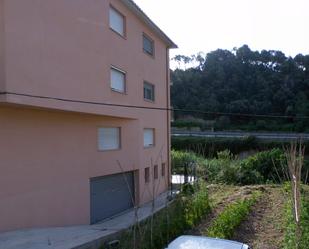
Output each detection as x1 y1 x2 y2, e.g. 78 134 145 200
0 106 169 232
0 0 5 92
3 0 169 118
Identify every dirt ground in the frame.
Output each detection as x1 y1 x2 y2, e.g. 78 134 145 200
232 186 286 249
186 185 286 249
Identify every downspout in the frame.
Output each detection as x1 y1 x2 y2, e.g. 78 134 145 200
0 0 6 95
165 47 171 192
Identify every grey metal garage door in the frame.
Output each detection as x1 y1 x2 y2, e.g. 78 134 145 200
90 172 134 224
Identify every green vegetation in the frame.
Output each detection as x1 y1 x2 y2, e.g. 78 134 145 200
104 181 211 249
237 148 286 185
206 191 261 239
172 119 214 131
171 45 309 132
172 136 309 157
283 185 309 249
172 148 309 185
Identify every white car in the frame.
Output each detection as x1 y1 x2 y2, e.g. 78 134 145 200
166 236 251 249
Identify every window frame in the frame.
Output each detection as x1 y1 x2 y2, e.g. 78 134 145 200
145 167 150 183
109 5 126 38
154 165 159 180
143 81 155 102
98 127 121 151
110 66 127 94
161 163 166 177
143 33 155 57
143 128 155 148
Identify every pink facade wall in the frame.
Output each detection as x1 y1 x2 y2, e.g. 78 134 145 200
0 0 172 232
2 0 169 118
0 0 5 92
0 105 169 232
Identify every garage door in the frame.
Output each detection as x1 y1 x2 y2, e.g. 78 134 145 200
90 172 134 224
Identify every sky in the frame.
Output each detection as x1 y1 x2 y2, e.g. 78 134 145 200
134 0 309 68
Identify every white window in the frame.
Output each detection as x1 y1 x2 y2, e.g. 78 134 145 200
144 128 154 148
111 67 126 93
98 128 120 151
109 7 125 36
144 82 155 101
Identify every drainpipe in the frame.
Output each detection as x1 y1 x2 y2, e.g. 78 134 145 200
165 47 171 193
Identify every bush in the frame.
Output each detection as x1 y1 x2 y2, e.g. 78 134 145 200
171 136 309 158
172 119 208 131
238 148 286 185
172 148 309 185
171 136 259 158
200 149 287 185
203 150 240 184
171 150 198 174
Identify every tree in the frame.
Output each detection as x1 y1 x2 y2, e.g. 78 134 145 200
171 45 309 132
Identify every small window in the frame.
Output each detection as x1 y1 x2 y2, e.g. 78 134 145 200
143 34 154 56
144 82 155 101
144 128 154 148
98 128 120 151
109 6 125 36
111 67 126 93
154 165 158 180
145 167 150 183
161 163 166 177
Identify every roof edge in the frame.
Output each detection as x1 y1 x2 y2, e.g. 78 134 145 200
121 0 178 49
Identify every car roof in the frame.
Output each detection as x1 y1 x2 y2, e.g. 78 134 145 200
166 236 247 249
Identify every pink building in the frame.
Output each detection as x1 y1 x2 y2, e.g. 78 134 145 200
0 0 177 232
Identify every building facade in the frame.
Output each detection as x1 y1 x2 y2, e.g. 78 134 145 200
0 0 176 232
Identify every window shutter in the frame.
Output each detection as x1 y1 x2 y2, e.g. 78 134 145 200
109 8 124 36
144 82 155 101
143 35 154 55
98 128 120 150
144 129 154 147
111 68 125 92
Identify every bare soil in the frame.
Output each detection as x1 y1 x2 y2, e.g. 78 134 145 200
232 186 286 249
186 185 268 236
186 185 286 249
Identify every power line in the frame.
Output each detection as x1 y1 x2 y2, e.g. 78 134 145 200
1 91 309 120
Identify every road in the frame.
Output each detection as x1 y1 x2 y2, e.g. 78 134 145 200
172 129 309 141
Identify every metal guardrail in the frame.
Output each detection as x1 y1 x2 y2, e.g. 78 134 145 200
171 129 309 140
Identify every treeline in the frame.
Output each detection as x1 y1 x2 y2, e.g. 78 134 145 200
171 45 309 132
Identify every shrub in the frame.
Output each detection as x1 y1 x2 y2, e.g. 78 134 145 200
203 150 241 184
172 148 309 185
171 136 259 158
172 118 214 131
238 148 286 184
171 136 309 158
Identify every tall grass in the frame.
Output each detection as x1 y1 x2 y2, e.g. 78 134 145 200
103 180 211 249
283 185 309 249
